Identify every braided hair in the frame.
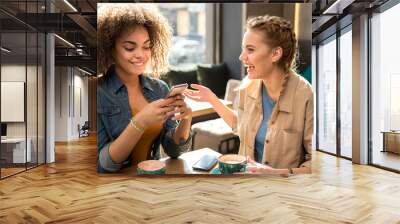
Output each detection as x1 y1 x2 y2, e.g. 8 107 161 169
246 15 298 73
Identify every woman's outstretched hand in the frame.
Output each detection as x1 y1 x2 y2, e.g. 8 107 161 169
245 156 278 174
184 84 218 103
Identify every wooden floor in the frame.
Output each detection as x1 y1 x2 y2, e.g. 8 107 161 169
1 135 400 223
1 163 45 178
1 167 26 178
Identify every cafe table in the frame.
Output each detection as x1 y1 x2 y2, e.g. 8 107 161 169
381 131 400 154
126 148 222 175
160 148 222 174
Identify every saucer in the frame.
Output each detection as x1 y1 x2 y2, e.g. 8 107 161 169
209 165 248 174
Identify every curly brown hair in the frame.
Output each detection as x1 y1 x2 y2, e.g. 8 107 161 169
246 15 298 73
97 4 172 78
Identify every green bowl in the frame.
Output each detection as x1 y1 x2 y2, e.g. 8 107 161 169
218 154 246 174
137 160 166 175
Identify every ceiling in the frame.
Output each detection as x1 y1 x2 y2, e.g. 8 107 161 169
311 0 390 43
0 0 97 75
0 0 394 75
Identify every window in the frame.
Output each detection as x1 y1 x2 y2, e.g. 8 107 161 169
312 45 317 151
317 36 337 154
371 2 400 171
0 0 47 179
339 28 352 158
156 4 207 69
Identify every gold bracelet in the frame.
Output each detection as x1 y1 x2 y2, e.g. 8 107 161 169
130 117 144 133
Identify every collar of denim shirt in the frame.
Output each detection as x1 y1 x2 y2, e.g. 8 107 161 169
107 65 155 94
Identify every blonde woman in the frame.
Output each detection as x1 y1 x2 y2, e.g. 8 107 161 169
185 15 313 174
97 4 192 173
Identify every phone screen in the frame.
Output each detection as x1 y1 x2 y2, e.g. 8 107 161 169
192 154 218 171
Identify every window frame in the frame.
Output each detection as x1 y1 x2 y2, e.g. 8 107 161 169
368 0 400 173
315 23 353 161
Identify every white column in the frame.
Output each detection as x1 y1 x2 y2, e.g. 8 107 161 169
45 0 55 163
46 33 55 163
352 14 369 164
205 4 215 64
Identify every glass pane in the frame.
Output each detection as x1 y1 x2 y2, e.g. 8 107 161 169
38 32 45 165
0 1 46 178
1 30 27 177
27 31 38 169
317 36 337 154
371 3 400 171
312 45 317 151
339 29 352 158
156 4 206 69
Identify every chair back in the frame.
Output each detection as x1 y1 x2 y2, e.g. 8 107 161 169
82 121 90 129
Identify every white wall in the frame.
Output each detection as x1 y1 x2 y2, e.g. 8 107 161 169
76 70 89 139
55 66 68 141
54 66 89 141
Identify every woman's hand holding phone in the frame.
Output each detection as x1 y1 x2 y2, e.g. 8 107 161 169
169 94 192 121
164 84 192 121
134 98 176 129
165 83 188 99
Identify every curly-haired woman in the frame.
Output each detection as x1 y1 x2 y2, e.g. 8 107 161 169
185 15 313 175
97 4 192 173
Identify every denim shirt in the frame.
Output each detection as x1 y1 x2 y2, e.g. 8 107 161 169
97 67 192 173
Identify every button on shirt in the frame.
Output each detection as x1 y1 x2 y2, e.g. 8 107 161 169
254 84 275 163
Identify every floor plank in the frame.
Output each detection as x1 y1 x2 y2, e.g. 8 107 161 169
0 135 399 223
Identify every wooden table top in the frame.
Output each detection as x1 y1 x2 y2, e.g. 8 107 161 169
125 148 222 175
160 148 221 174
186 98 232 118
381 131 400 134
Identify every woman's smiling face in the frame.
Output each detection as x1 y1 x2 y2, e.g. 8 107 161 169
239 29 278 79
113 26 151 76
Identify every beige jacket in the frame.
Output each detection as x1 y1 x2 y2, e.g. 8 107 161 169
234 72 313 169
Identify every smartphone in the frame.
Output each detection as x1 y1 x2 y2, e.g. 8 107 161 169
192 154 218 171
166 83 188 98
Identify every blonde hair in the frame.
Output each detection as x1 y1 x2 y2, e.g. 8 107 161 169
246 15 298 73
97 3 172 78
